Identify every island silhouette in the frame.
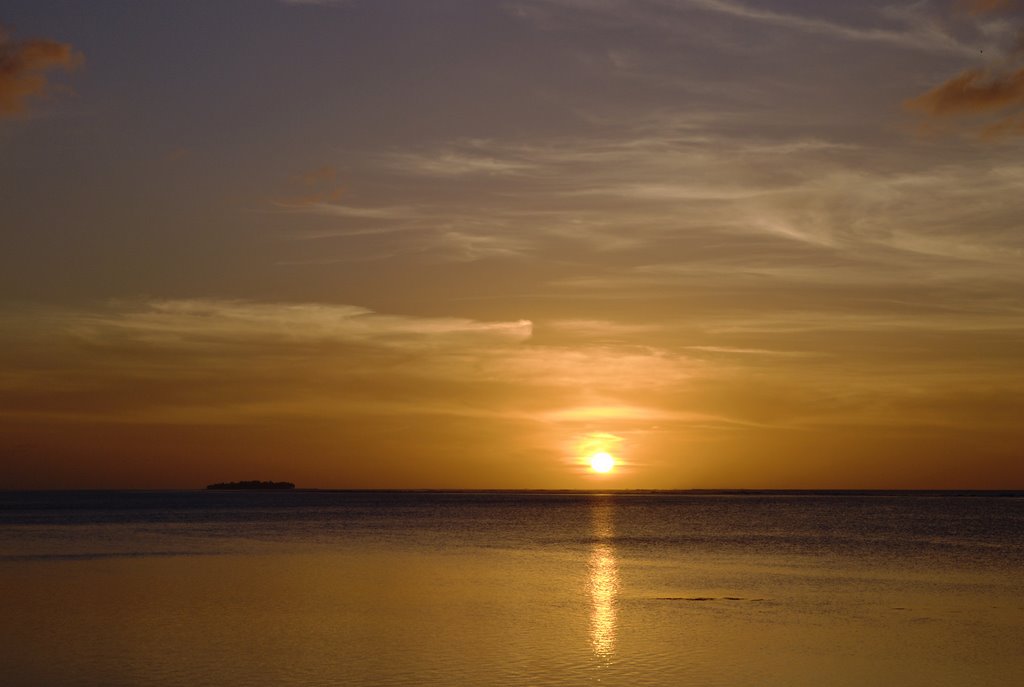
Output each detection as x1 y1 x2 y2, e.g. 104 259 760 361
206 480 295 490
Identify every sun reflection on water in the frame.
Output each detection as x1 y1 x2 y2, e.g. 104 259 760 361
588 501 619 658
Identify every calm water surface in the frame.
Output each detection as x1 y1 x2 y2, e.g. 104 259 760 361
1 491 1022 686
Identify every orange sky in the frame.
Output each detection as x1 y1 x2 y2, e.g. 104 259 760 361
1 1 1023 488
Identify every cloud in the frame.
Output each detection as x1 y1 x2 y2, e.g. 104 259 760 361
383 149 536 176
905 67 1024 115
513 0 974 56
3 297 1022 487
0 299 539 427
684 345 820 358
276 202 415 219
272 110 1024 280
904 66 1024 136
682 0 970 54
957 0 1015 15
981 109 1024 134
299 165 338 185
0 299 722 436
901 0 1024 136
273 165 345 205
0 26 83 117
70 298 533 349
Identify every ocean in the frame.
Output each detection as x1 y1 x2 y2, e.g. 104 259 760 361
1 490 1022 686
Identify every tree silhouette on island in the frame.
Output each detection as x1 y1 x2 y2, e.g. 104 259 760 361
206 480 295 490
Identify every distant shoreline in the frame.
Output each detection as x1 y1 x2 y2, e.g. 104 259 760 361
206 481 295 490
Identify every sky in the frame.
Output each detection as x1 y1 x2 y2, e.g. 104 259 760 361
1 0 1023 489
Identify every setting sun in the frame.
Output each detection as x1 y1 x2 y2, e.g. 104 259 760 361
589 452 615 473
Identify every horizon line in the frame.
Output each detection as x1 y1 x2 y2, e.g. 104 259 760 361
3 487 1022 495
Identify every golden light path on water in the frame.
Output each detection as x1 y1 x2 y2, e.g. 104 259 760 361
588 500 619 658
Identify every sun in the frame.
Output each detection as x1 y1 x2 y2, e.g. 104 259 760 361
589 452 615 473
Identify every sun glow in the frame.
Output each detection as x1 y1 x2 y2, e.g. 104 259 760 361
589 452 615 473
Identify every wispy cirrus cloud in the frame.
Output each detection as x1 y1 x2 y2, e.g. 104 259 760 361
511 0 975 55
274 202 416 219
382 148 537 177
271 111 1024 300
682 0 971 54
63 298 533 348
0 299 713 432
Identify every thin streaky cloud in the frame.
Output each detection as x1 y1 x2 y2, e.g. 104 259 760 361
352 128 1024 263
681 0 968 53
516 0 976 56
683 346 823 358
272 202 420 219
382 151 538 177
55 299 535 348
699 310 1024 335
